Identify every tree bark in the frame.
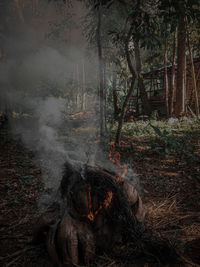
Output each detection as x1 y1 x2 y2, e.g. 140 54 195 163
164 38 169 117
169 29 177 117
112 66 120 120
186 21 199 117
103 62 107 132
175 1 186 117
97 5 106 139
115 26 136 145
82 59 86 111
33 0 39 13
134 40 151 116
76 64 80 110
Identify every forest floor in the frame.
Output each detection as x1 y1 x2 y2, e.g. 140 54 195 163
0 119 200 267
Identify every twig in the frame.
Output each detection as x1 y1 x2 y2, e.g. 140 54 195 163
97 254 112 261
6 254 22 267
179 254 200 267
0 246 35 261
98 255 116 267
107 261 116 266
73 263 85 267
179 212 200 218
7 217 28 231
0 235 30 242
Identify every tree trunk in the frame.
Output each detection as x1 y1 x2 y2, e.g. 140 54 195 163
134 40 151 116
76 64 81 110
103 62 108 132
115 26 136 145
112 66 120 120
164 38 169 117
97 5 106 139
33 0 39 13
186 21 199 117
82 59 86 111
175 1 186 117
169 29 177 117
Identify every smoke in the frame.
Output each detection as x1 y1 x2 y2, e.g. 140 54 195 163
0 1 94 207
0 0 141 210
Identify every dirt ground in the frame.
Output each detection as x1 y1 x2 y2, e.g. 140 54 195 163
0 122 200 267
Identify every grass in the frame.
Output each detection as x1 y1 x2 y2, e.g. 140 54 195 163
111 117 200 138
145 194 200 245
110 118 200 159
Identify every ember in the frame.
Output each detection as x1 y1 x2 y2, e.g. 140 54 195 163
104 191 113 208
109 142 127 182
87 184 113 222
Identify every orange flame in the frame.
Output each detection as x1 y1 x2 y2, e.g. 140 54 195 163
14 0 25 23
88 212 95 222
87 185 113 222
104 191 113 208
109 142 127 183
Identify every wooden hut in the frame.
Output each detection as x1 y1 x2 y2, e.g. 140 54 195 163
129 57 200 117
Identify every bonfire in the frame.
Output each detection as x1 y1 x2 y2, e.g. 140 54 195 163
33 147 177 266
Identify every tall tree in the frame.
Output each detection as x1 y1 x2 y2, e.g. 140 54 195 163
134 39 151 115
115 25 136 145
96 4 106 139
175 0 186 116
112 65 120 120
81 59 86 111
169 29 177 117
186 20 199 117
164 37 169 117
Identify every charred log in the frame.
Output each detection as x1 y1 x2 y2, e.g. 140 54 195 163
32 202 60 245
33 162 178 266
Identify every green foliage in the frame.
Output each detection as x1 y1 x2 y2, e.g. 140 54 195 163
111 118 200 157
149 123 182 155
111 118 200 137
150 110 159 120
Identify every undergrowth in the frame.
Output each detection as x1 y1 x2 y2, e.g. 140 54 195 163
111 117 200 138
111 118 200 162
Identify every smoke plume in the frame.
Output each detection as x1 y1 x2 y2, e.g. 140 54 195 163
0 0 140 209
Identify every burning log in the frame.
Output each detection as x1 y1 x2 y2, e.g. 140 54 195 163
33 161 145 265
33 162 177 266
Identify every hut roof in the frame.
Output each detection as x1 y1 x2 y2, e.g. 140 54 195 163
142 57 200 79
